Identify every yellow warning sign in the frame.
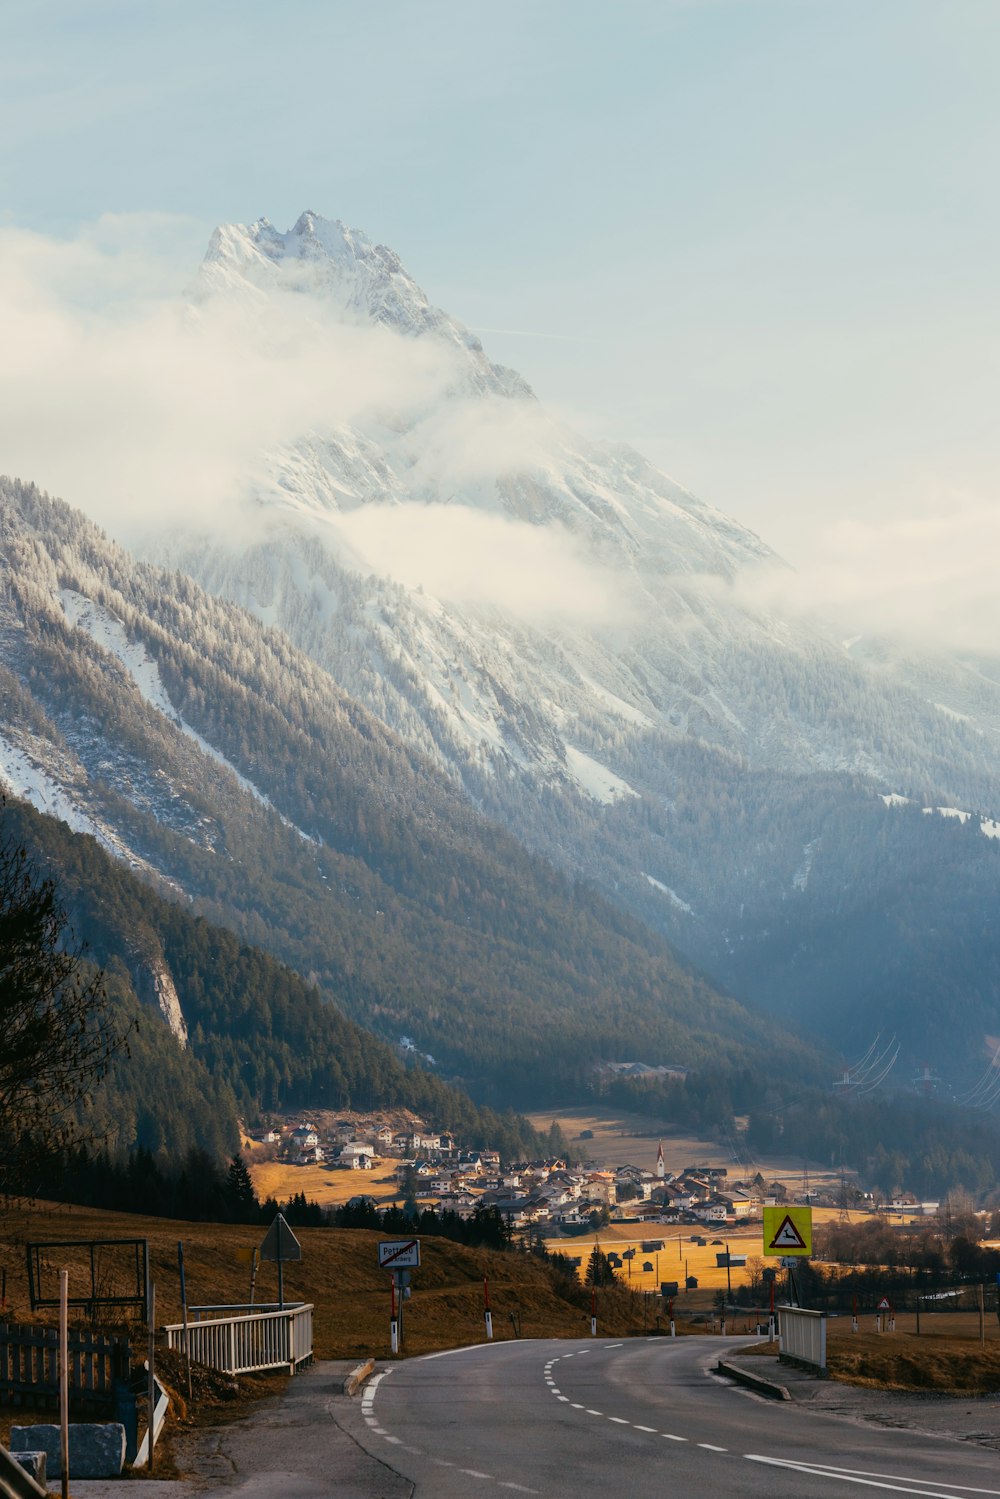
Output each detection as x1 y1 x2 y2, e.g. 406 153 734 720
762 1205 813 1257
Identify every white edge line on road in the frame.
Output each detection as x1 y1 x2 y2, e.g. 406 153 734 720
699 1443 727 1452
745 1456 976 1497
421 1344 507 1360
663 1434 686 1441
633 1425 656 1433
762 1466 1000 1496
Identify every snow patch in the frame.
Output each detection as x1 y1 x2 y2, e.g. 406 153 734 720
58 589 316 843
0 733 149 868
564 746 636 805
644 874 694 914
792 839 818 892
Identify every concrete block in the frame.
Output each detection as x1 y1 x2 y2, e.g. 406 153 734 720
10 1422 126 1478
14 1450 47 1484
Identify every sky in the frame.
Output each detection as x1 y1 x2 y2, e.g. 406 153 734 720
2 0 999 627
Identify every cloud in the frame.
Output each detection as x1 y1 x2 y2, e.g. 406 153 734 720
331 502 626 625
732 497 1000 655
0 215 631 627
0 216 458 536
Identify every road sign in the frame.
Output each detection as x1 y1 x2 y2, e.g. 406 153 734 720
762 1205 812 1257
378 1239 421 1269
260 1212 302 1263
877 1296 892 1311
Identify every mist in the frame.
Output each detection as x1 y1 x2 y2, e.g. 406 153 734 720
2 216 996 655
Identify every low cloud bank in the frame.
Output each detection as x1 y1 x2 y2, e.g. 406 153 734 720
733 501 1000 656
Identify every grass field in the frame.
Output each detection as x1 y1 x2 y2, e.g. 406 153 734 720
0 1200 647 1362
525 1106 843 1193
248 1157 407 1209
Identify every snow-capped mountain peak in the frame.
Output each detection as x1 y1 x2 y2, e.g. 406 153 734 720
195 210 532 400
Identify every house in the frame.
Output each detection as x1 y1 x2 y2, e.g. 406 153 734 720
586 1172 617 1206
339 1143 376 1170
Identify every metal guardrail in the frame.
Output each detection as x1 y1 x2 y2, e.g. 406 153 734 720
163 1304 313 1376
187 1303 303 1321
777 1305 827 1371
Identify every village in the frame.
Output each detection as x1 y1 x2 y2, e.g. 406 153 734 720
244 1110 824 1236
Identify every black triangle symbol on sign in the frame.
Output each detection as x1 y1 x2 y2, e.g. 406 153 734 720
768 1214 807 1251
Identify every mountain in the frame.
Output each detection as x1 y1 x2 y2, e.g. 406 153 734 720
139 212 1000 1086
0 795 552 1166
0 476 812 1125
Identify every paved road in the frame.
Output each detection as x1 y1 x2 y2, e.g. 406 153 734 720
337 1335 1000 1498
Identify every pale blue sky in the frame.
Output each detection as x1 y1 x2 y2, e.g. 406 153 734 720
3 0 999 565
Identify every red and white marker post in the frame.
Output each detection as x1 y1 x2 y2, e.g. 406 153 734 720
668 1297 676 1338
390 1277 399 1354
590 1285 597 1338
483 1276 493 1341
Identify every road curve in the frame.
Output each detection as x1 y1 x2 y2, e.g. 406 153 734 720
336 1335 1000 1498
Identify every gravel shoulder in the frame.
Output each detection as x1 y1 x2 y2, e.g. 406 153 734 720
724 1353 1000 1452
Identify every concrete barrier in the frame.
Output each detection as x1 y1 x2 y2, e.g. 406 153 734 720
344 1359 375 1396
10 1423 126 1479
0 1444 47 1499
716 1359 791 1400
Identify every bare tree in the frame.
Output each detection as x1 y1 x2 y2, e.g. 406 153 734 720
0 812 122 1197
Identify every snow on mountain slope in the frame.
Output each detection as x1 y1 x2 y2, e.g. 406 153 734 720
128 214 1000 1066
150 213 1000 830
57 586 317 843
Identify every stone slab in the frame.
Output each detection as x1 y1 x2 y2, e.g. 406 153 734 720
14 1450 47 1484
10 1423 125 1479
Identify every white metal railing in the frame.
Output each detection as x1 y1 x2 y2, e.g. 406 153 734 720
777 1305 826 1370
163 1304 313 1376
188 1303 304 1321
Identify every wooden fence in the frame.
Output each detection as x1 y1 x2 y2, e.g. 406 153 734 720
0 1323 130 1409
163 1304 313 1376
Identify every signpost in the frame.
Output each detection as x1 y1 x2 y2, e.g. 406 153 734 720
762 1206 813 1257
378 1239 421 1269
260 1213 302 1310
379 1241 419 1351
876 1295 894 1333
763 1205 813 1313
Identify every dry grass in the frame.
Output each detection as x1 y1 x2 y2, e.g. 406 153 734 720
818 1317 1000 1394
525 1105 843 1189
0 1200 649 1364
249 1158 406 1209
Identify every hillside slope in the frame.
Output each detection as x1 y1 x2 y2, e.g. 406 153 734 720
0 478 813 1113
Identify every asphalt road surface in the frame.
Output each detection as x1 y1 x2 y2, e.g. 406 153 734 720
337 1335 1000 1498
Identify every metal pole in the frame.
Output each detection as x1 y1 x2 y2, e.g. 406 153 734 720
178 1243 192 1403
390 1278 399 1354
277 1249 284 1311
147 1282 156 1475
249 1247 258 1307
59 1269 69 1499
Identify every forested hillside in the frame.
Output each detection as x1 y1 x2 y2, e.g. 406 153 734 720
0 479 819 1110
2 796 555 1163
